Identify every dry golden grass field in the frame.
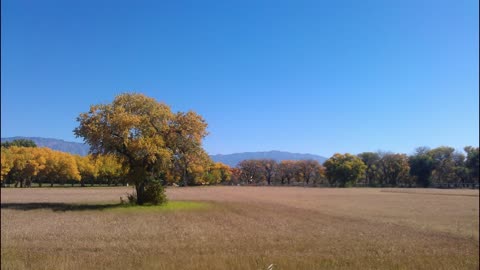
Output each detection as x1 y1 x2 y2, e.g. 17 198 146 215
1 186 479 270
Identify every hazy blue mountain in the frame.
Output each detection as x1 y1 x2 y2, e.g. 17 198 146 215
210 150 327 167
1 137 90 156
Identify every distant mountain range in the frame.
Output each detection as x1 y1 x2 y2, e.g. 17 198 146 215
210 151 327 167
1 137 327 166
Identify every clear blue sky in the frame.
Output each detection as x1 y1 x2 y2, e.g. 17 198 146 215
1 0 478 157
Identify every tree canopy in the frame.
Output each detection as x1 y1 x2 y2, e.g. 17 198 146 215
324 153 366 187
74 93 211 204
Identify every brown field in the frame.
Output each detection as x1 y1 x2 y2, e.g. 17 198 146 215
1 187 479 270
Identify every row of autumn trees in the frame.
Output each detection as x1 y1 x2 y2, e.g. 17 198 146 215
3 142 478 189
1 142 232 188
232 146 479 188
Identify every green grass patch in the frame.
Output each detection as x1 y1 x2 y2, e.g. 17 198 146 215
109 201 211 213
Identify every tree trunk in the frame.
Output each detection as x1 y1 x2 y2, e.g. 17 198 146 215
183 168 188 187
136 183 146 205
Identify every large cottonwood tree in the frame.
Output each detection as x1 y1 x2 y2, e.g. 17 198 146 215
74 93 210 204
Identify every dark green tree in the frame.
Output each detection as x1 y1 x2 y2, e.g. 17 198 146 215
1 139 37 148
324 153 366 187
428 146 457 186
464 146 479 184
357 152 380 186
409 147 435 187
377 153 410 186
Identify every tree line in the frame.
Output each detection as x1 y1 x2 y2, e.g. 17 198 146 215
1 140 231 188
2 138 478 190
228 146 479 188
1 140 480 187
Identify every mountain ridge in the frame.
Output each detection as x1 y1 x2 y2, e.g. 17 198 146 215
210 150 327 167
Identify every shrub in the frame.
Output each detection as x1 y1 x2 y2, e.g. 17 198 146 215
143 181 167 205
128 179 167 205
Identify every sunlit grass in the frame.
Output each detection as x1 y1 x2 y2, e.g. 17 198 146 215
110 201 211 212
